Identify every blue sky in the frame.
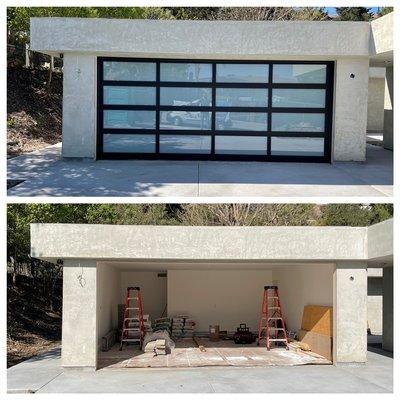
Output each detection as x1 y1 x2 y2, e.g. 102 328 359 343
325 7 379 16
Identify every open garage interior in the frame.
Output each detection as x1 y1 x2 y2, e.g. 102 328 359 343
96 262 335 369
30 220 393 371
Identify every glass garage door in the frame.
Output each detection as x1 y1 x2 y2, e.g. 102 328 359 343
97 58 333 162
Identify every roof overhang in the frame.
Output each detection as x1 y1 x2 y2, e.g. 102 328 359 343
30 17 371 59
29 14 393 64
30 219 392 266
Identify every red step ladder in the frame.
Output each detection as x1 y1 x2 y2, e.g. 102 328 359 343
120 287 145 350
257 286 289 350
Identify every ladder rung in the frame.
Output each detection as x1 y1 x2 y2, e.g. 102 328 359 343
268 339 287 342
121 339 141 342
269 327 285 331
268 306 280 309
124 317 141 321
268 317 283 320
127 297 139 300
123 328 141 331
268 297 279 299
126 307 139 310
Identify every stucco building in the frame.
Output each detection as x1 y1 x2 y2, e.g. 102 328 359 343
30 219 393 370
29 13 393 163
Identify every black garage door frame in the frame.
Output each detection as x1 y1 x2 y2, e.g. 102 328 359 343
97 57 334 162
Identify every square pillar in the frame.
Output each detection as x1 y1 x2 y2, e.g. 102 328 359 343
62 53 97 159
383 66 393 150
382 267 393 352
61 259 98 370
333 262 367 363
334 58 369 161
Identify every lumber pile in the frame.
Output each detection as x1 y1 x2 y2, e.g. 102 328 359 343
171 315 196 338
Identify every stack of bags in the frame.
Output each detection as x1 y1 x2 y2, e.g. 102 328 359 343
153 317 172 333
171 315 196 338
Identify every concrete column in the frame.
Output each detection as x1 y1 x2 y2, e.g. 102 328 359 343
62 53 97 159
382 267 393 352
62 259 98 370
333 262 367 363
334 58 369 161
383 66 393 150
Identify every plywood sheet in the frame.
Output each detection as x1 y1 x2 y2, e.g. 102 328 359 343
298 329 332 361
301 305 333 336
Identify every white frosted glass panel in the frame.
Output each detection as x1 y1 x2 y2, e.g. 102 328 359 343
216 64 268 83
160 87 212 106
160 111 211 130
160 63 212 82
216 88 268 107
215 136 268 155
272 113 325 132
216 112 267 131
160 135 211 153
271 137 324 156
104 110 156 129
103 134 155 153
273 64 326 83
272 89 325 108
103 61 156 81
103 86 156 105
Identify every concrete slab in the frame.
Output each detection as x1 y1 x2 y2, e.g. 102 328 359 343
7 143 392 197
7 347 62 394
7 349 392 393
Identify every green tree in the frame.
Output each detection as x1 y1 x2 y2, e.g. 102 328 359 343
377 7 393 17
335 7 372 21
318 204 393 226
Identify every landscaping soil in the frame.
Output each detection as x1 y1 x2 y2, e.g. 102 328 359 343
7 274 62 368
7 66 63 157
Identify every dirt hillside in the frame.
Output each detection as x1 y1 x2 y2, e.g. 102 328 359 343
7 274 62 368
7 66 63 157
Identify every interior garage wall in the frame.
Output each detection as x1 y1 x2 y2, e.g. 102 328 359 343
120 271 167 322
273 264 334 332
168 269 273 332
97 264 119 347
367 77 385 132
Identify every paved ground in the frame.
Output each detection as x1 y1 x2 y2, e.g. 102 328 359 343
7 143 392 197
7 348 392 393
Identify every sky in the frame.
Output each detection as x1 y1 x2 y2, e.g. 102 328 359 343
324 6 379 16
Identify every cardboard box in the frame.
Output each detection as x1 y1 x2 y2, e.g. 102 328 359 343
298 329 332 361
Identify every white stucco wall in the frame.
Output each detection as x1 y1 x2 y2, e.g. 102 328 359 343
62 53 97 158
333 58 369 161
367 77 385 132
273 264 334 333
168 269 273 332
119 271 167 322
62 259 98 369
333 262 367 363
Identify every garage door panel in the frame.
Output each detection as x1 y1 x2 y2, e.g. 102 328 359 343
98 58 333 162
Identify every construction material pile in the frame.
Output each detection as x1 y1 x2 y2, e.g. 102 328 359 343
153 317 172 333
172 315 196 338
143 330 175 355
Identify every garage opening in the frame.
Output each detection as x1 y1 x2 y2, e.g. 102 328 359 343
97 58 334 162
97 263 334 369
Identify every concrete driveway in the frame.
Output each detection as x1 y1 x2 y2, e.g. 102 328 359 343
7 347 393 393
7 143 393 197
